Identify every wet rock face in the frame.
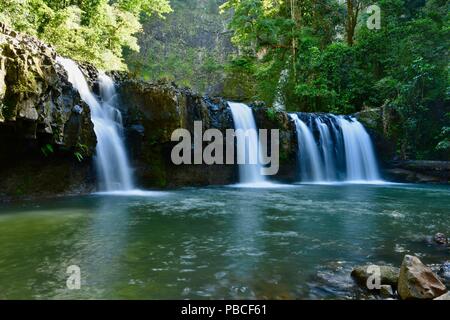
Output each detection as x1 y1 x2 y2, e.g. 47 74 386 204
385 161 450 184
398 255 447 300
117 79 236 187
355 107 396 164
434 233 448 245
252 105 297 182
116 79 299 187
0 23 96 149
0 23 97 199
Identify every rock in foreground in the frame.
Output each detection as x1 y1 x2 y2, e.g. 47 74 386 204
351 265 400 288
434 233 448 245
398 255 447 300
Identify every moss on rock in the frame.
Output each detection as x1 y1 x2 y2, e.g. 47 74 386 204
0 23 97 200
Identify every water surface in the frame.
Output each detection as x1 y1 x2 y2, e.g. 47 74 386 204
0 184 449 299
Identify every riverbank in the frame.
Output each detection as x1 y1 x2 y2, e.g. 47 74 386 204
384 161 450 184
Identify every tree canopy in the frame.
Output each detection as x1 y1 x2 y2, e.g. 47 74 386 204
124 0 232 93
0 0 448 160
0 0 172 70
220 0 449 160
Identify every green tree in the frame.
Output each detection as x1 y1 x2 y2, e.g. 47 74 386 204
124 0 232 94
221 0 449 160
0 0 172 70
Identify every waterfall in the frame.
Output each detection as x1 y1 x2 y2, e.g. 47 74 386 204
338 116 381 182
315 117 336 181
290 113 381 183
228 102 267 185
290 114 324 182
57 57 134 191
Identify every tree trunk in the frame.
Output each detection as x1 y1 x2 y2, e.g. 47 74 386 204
346 0 360 46
291 0 297 79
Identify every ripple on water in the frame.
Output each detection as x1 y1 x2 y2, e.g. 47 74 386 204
0 183 449 299
257 231 299 238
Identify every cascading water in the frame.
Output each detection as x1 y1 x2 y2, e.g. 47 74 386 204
57 57 134 191
290 114 324 182
228 102 267 185
315 117 337 181
338 117 381 182
290 113 382 183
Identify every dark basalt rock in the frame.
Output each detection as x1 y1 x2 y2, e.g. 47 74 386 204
434 233 449 245
252 105 297 182
116 78 236 188
355 106 398 164
0 23 97 200
385 161 450 184
115 77 302 187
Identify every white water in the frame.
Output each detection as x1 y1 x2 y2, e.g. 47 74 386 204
228 102 268 185
338 116 381 182
96 190 168 197
316 118 336 181
290 114 324 182
290 113 382 183
57 57 134 191
273 69 289 110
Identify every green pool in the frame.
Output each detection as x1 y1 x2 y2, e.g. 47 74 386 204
0 183 449 299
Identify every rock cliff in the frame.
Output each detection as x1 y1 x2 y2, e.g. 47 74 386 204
116 79 297 188
0 24 297 198
0 23 96 200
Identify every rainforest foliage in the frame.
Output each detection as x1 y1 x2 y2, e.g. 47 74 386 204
124 0 233 94
0 0 172 70
0 0 448 160
220 0 449 160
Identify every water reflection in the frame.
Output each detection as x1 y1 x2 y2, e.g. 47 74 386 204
71 196 133 298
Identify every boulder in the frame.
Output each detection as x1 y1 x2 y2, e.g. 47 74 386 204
398 255 447 300
434 233 448 245
351 265 400 288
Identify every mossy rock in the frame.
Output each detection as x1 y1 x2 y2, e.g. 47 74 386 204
352 265 400 289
